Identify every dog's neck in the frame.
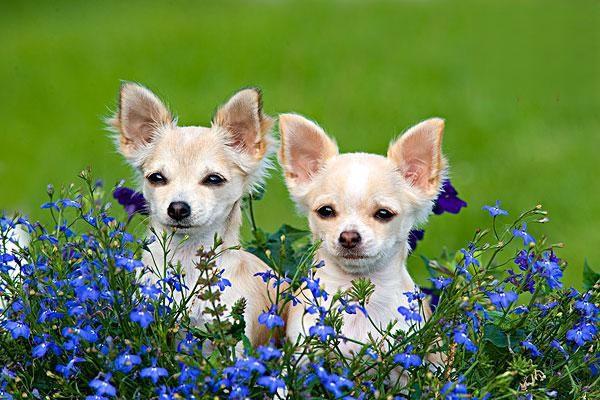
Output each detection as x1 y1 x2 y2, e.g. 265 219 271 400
315 244 416 291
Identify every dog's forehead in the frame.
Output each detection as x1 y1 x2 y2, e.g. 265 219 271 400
150 126 229 166
316 153 402 204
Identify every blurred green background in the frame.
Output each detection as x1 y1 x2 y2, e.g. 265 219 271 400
1 0 598 287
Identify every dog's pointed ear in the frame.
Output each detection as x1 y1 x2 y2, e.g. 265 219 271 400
279 113 338 195
387 118 446 198
109 82 173 160
213 88 274 160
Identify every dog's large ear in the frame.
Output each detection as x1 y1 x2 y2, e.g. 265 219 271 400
213 88 274 160
109 83 173 161
279 113 338 197
387 118 446 199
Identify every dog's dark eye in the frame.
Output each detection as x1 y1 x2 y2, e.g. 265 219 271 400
202 174 226 186
147 172 167 185
316 205 336 219
374 208 395 221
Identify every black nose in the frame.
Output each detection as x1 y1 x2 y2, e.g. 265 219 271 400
167 201 191 221
338 230 361 249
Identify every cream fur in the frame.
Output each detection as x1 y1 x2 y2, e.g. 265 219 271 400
109 83 277 346
279 113 445 364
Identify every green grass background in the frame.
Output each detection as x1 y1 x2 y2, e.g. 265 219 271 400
1 0 599 287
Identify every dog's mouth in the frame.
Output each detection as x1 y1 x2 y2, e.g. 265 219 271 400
165 223 195 230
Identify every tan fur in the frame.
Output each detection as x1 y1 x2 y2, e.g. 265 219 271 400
110 83 276 346
279 113 446 368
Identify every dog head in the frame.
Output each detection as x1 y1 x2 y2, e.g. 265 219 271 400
279 114 446 274
110 83 274 235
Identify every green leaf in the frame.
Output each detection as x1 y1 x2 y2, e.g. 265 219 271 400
483 323 509 348
583 259 599 291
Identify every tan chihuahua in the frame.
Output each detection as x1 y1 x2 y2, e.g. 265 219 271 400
279 113 445 356
110 83 275 345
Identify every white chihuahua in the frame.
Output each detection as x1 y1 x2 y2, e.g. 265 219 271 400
110 83 276 345
279 113 445 357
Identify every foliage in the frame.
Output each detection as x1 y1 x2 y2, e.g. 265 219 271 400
0 172 598 399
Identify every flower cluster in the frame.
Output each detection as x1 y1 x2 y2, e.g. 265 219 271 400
0 174 597 399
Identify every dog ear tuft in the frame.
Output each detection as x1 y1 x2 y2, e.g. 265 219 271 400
213 88 274 160
387 118 446 199
279 113 338 195
109 82 173 160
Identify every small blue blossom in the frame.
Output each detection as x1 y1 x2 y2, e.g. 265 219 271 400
114 255 144 272
513 223 535 246
460 247 480 268
397 305 422 322
301 275 328 301
257 375 286 393
488 290 518 310
213 269 232 291
483 200 508 217
309 322 335 342
114 350 142 373
258 305 284 329
440 376 469 400
550 340 569 359
429 276 453 290
453 324 478 353
257 344 282 361
3 319 30 339
566 322 597 347
89 373 117 397
520 340 542 357
130 305 154 329
140 358 169 384
393 346 422 369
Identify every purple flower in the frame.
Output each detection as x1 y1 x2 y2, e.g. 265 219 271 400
520 340 542 357
258 305 284 329
513 223 535 247
257 375 286 393
408 229 425 252
534 257 563 290
113 187 148 217
140 358 168 384
433 180 467 215
488 290 518 309
483 200 508 217
394 346 422 368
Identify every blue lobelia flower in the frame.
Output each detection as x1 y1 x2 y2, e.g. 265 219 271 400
397 305 422 322
130 304 154 329
566 322 597 347
114 255 144 272
575 293 599 317
432 180 467 215
453 324 478 353
257 375 286 394
257 344 282 361
520 340 542 357
309 321 335 342
140 358 169 384
429 276 453 290
460 246 480 268
488 290 518 310
89 373 117 397
550 340 569 359
513 223 535 247
114 350 142 373
440 376 469 400
394 345 423 369
3 319 30 339
213 269 232 292
301 275 328 301
177 333 199 355
534 254 563 290
56 355 85 378
113 187 149 218
482 200 509 217
258 305 285 329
